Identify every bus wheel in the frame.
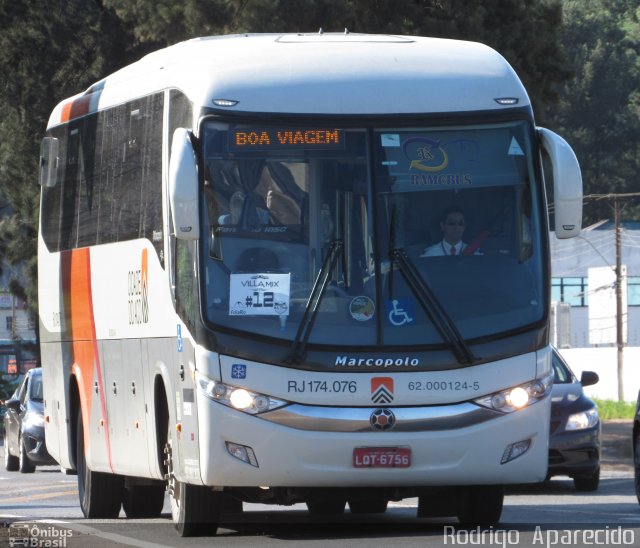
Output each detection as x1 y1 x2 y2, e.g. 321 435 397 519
348 498 388 514
4 432 19 471
456 485 503 524
76 410 124 518
18 436 35 473
123 483 166 518
165 424 220 536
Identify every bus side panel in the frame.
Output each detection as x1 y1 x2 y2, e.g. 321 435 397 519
102 338 152 478
167 333 204 486
85 240 177 476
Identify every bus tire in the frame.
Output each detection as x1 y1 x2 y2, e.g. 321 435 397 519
76 409 124 518
18 436 36 473
4 432 19 471
165 423 220 536
123 483 166 518
456 485 503 524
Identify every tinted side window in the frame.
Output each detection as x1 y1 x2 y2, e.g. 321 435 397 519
40 93 165 262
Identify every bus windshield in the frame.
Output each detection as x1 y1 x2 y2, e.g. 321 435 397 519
201 120 544 349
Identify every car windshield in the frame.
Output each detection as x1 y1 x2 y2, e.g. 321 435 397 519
201 120 544 350
552 352 574 384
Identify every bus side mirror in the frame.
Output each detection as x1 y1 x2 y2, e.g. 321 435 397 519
39 137 59 188
538 128 582 239
169 128 200 241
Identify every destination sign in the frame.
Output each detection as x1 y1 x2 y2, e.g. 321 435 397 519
230 127 344 150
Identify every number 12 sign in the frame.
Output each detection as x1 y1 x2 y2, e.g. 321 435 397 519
229 272 290 316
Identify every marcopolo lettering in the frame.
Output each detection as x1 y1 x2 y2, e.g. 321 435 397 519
335 356 419 367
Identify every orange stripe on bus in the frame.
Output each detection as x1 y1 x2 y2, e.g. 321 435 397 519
62 248 114 471
60 95 90 123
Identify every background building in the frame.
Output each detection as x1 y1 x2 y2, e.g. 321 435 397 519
0 268 37 385
551 221 640 401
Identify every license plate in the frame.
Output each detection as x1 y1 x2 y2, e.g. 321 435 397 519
353 446 411 468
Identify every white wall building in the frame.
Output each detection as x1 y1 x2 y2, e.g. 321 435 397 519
550 221 640 401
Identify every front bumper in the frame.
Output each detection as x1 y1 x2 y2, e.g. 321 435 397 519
22 426 56 466
192 393 551 488
548 424 600 478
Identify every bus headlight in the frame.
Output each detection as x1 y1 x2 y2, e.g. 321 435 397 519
196 372 288 415
474 373 553 413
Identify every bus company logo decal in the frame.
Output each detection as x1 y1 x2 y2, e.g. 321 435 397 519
334 356 419 368
128 249 150 325
371 377 394 404
403 137 448 172
370 408 395 431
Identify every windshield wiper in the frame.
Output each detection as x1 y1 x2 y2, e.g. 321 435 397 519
287 239 344 364
391 248 477 365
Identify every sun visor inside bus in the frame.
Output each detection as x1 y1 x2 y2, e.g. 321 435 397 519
39 137 59 188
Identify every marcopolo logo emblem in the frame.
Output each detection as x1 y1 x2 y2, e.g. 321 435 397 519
370 408 396 431
371 377 394 404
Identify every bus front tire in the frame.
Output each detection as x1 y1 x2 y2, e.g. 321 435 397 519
165 424 220 536
76 410 124 518
456 485 504 524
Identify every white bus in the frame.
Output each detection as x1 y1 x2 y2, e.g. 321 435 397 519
38 33 582 535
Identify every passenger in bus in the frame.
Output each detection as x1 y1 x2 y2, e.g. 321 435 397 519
218 191 245 225
420 205 480 256
266 189 300 224
239 192 270 228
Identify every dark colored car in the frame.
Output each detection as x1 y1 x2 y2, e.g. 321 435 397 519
633 393 640 504
3 368 55 473
547 348 601 491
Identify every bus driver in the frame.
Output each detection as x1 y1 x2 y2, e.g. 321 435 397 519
420 205 479 257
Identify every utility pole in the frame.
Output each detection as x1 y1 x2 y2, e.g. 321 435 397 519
614 198 624 401
585 192 640 401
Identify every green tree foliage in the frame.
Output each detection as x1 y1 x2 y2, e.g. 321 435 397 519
106 0 569 114
0 0 131 316
542 0 640 225
0 0 571 318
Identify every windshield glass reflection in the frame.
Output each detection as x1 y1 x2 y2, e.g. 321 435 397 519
200 120 544 349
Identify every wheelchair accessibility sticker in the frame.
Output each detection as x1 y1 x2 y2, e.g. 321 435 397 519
385 299 415 326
